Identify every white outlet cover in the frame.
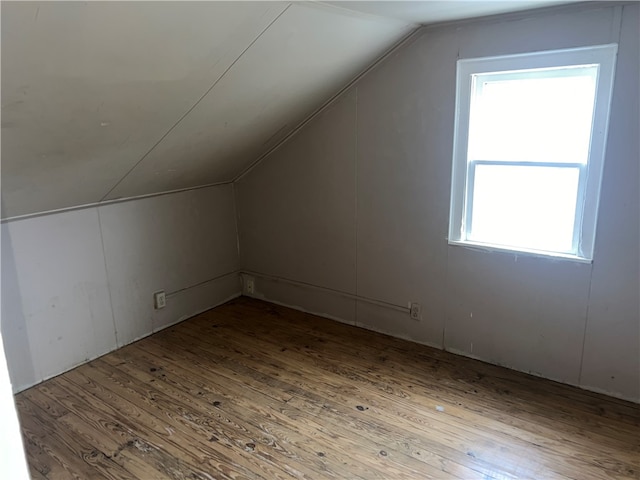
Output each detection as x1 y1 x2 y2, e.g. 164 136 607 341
245 277 255 294
410 302 421 320
154 291 166 309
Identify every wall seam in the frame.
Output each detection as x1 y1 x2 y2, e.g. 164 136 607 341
577 3 625 387
2 180 233 224
96 206 119 348
441 29 464 353
354 86 359 327
231 182 242 274
442 243 451 351
578 264 596 386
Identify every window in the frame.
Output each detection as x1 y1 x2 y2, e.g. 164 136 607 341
448 45 617 261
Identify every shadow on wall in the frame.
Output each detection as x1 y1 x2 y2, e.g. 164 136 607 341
1 200 35 390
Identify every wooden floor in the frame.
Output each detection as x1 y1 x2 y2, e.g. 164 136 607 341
15 298 639 480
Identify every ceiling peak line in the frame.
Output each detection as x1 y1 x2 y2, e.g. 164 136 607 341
98 2 293 203
233 24 420 184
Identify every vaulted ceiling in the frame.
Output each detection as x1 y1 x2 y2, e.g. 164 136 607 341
1 1 570 219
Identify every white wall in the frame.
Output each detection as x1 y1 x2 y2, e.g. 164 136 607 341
236 3 639 402
0 332 30 479
1 184 240 392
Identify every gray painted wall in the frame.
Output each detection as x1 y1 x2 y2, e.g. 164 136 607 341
236 3 639 402
1 184 240 392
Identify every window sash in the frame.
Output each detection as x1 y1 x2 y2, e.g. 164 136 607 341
473 64 598 87
463 160 587 255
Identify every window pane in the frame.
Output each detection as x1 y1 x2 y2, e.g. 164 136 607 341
468 68 597 164
469 164 580 253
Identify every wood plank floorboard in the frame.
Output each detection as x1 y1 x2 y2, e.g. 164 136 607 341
14 297 640 479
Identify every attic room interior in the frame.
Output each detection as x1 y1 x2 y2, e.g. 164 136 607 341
1 0 638 478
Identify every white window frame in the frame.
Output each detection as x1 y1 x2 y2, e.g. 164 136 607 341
448 44 618 262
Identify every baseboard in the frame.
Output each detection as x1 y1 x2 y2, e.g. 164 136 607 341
239 271 639 405
240 272 358 326
239 271 443 348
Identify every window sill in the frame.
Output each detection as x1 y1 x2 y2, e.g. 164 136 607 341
447 239 593 264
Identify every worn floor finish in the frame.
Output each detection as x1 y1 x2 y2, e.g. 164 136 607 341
14 297 640 479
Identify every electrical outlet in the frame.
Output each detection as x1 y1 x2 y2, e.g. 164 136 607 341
410 302 421 320
153 291 166 309
246 278 255 295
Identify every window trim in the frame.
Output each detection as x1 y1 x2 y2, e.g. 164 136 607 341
448 44 618 262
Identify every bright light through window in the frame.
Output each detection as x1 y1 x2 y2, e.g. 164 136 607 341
470 164 580 252
468 69 597 165
449 45 618 260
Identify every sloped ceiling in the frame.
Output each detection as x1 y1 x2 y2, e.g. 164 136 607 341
1 1 413 218
1 1 573 219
